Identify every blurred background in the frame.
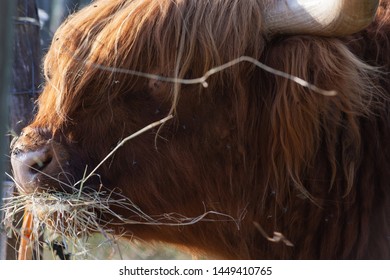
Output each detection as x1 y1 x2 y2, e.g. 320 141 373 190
37 0 91 50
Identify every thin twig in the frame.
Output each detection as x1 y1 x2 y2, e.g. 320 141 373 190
75 114 173 186
81 55 337 96
253 221 294 247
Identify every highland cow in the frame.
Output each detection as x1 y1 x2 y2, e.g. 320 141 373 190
8 0 390 259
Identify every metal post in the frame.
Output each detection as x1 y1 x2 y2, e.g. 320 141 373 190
0 0 17 260
11 0 42 135
2 0 41 260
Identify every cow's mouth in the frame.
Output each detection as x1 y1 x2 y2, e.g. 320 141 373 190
4 119 244 259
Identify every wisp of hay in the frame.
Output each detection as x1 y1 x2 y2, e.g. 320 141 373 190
1 182 246 259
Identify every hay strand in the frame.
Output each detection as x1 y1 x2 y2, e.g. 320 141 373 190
17 210 34 260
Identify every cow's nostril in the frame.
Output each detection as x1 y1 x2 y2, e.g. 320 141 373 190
11 147 55 193
29 156 53 174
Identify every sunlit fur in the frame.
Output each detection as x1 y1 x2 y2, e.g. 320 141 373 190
12 0 390 259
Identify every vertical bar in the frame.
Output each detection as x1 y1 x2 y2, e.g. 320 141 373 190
6 0 42 260
11 0 42 135
0 0 17 260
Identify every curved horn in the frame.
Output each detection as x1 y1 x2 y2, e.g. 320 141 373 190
263 0 379 36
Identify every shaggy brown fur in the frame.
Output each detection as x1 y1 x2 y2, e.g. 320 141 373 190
11 0 390 259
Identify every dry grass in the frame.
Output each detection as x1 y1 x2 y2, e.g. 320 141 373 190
1 181 243 259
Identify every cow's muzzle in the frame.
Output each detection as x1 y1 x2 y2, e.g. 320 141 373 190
10 128 75 194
